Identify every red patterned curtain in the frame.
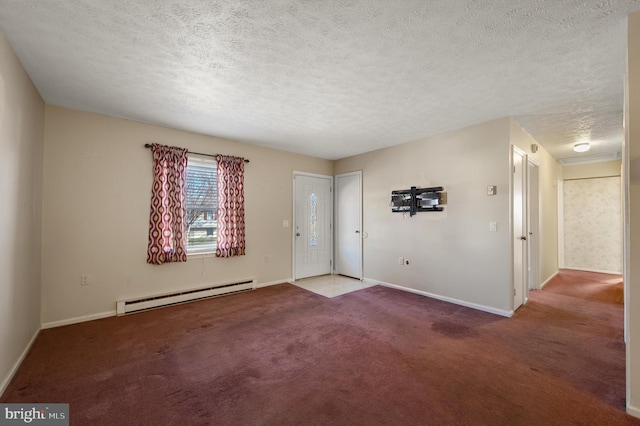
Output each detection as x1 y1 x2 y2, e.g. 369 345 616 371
147 143 189 265
216 155 246 257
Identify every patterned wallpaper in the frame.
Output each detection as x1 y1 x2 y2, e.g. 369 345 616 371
563 176 622 273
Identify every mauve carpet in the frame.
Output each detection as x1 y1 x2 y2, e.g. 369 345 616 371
2 270 638 425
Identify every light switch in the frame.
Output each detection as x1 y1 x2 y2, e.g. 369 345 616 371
487 185 497 196
489 222 497 232
282 220 289 228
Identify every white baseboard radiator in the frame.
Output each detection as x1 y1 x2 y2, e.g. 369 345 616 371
116 279 255 315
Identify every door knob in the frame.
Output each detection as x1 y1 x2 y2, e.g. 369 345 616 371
355 230 360 233
520 236 527 241
296 233 301 236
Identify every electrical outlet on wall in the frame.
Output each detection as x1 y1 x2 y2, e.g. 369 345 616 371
81 274 91 286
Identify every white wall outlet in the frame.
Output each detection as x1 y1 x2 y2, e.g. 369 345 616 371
398 257 404 265
81 274 90 286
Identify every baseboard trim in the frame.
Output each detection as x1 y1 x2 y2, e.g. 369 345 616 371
364 278 512 318
562 267 622 275
255 279 292 289
0 327 39 396
42 280 291 328
41 311 116 329
539 271 559 289
627 404 640 419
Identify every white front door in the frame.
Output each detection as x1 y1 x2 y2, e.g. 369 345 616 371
512 146 527 310
294 174 332 279
336 172 362 279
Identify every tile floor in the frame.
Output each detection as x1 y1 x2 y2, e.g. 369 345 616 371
291 274 376 298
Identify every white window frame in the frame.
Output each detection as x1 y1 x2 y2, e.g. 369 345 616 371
186 156 218 255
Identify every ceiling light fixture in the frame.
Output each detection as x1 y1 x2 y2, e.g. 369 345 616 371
573 142 590 153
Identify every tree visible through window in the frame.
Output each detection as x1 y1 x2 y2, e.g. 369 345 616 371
185 157 217 253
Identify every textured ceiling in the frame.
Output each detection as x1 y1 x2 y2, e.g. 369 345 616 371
1 0 639 161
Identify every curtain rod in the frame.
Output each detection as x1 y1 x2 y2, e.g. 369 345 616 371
144 144 249 163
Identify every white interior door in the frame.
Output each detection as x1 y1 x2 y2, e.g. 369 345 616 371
512 146 527 310
527 160 541 290
336 172 362 279
294 174 332 279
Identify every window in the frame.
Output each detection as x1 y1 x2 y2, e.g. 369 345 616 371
310 193 318 247
185 157 217 254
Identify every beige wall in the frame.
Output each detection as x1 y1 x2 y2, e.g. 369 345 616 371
0 33 44 393
509 119 561 283
627 10 640 418
563 160 621 180
335 118 514 314
41 106 333 325
334 118 560 314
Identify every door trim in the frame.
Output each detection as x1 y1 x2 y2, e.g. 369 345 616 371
527 158 541 291
292 171 334 281
335 171 363 280
511 145 527 310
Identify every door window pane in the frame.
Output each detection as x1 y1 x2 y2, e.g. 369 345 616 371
310 193 317 247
